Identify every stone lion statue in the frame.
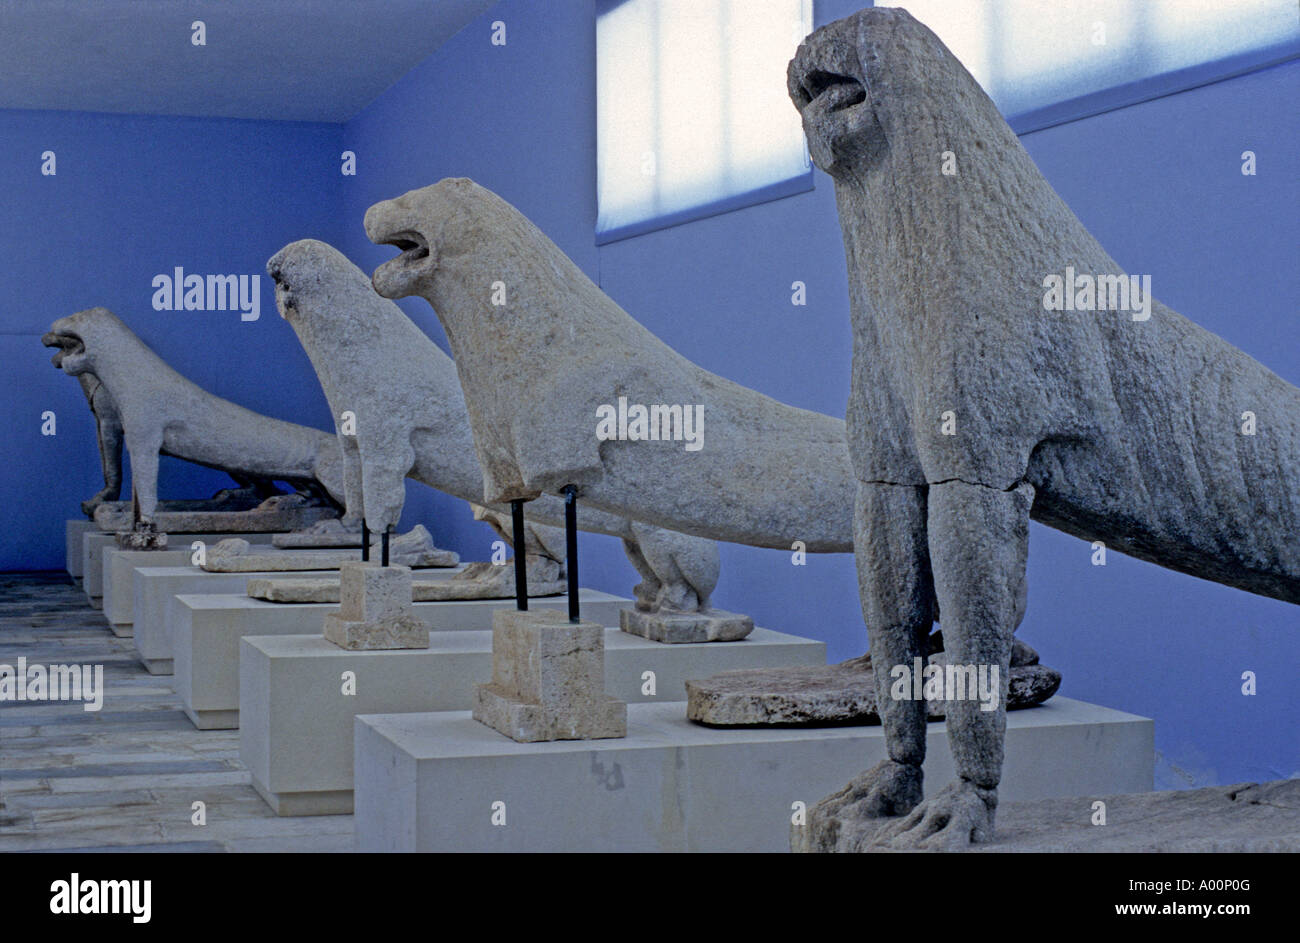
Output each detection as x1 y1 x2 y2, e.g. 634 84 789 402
788 5 1298 849
44 307 349 531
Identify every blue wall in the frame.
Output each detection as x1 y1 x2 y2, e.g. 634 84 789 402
1 110 346 569
339 0 1298 789
3 0 1294 789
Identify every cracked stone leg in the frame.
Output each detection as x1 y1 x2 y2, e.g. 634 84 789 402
125 436 161 527
879 479 1033 850
798 481 932 852
83 408 124 515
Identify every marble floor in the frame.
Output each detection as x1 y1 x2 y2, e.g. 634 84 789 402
0 572 352 852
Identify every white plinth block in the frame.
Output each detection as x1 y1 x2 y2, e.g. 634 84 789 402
173 588 632 730
353 698 1154 852
66 519 98 577
131 564 467 675
103 549 193 634
240 627 824 815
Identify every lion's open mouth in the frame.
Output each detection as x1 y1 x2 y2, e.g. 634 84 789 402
794 69 866 113
42 330 84 368
377 230 430 265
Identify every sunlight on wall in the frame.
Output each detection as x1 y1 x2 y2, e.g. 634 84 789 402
596 0 813 241
882 0 1299 122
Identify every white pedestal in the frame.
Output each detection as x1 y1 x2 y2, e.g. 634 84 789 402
102 549 193 635
81 530 275 604
353 698 1154 852
66 519 98 577
131 564 468 675
173 589 632 730
241 627 825 815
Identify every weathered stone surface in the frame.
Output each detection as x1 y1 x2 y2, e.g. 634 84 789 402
442 561 565 599
251 508 565 602
114 527 167 551
686 651 1059 726
784 5 1300 848
269 238 739 630
321 609 430 650
620 607 753 643
272 519 367 548
203 525 457 572
794 779 1300 853
322 562 429 651
95 493 337 534
43 307 347 530
45 349 124 517
247 570 565 603
363 187 857 553
100 491 271 516
473 608 626 742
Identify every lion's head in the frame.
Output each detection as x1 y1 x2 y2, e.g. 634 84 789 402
42 307 123 377
266 238 372 331
364 177 494 301
788 6 980 180
268 238 329 324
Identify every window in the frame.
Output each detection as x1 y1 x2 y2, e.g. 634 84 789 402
882 0 1300 132
596 0 814 243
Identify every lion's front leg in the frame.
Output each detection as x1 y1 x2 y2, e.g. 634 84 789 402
83 407 124 516
798 481 932 852
878 479 1032 850
124 432 163 529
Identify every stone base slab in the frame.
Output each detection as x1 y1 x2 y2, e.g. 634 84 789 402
685 660 1062 726
94 503 338 533
239 626 824 815
620 606 754 643
352 697 1153 852
83 530 274 600
474 686 627 742
173 588 632 730
813 779 1300 853
132 565 469 675
245 573 562 603
201 545 459 573
322 612 430 650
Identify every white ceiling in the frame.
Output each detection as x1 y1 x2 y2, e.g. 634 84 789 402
0 0 500 123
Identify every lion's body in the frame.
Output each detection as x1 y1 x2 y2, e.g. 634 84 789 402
47 308 346 526
365 179 858 553
829 14 1299 601
788 6 1298 849
270 238 723 613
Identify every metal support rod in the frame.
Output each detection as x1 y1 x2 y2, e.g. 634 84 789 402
563 485 579 623
381 528 390 567
361 520 370 562
511 499 528 611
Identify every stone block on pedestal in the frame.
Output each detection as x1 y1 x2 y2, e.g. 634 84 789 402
322 562 429 651
474 609 626 742
620 606 754 643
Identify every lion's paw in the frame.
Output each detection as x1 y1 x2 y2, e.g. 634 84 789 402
873 779 997 850
793 759 923 853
